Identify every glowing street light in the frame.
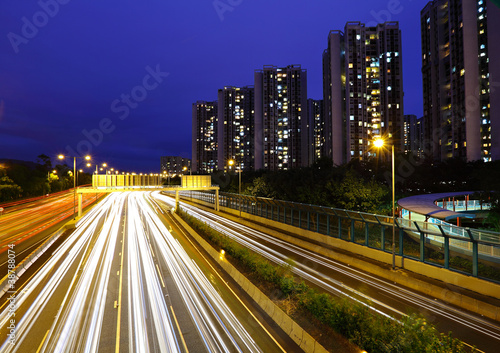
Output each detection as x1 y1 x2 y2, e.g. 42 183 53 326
58 154 91 219
228 159 242 217
374 138 396 270
374 138 384 148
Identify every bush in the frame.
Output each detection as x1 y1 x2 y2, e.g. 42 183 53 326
178 208 474 353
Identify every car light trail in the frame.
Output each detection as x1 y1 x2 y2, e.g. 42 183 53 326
0 192 268 352
154 192 500 346
136 193 261 352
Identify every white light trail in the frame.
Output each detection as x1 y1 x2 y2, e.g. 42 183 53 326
154 193 500 342
0 192 266 352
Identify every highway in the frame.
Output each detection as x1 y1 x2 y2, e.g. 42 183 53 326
0 192 292 352
0 190 101 266
155 192 500 353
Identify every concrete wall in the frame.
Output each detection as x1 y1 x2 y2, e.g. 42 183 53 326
181 197 500 321
173 212 331 353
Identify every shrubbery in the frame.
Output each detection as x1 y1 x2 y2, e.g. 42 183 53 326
180 209 475 352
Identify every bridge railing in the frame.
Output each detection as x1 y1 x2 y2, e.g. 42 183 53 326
175 190 500 283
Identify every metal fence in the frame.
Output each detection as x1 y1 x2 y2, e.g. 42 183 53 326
177 191 500 283
435 200 491 212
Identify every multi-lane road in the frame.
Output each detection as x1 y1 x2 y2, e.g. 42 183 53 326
1 190 500 352
0 192 292 352
0 190 101 266
158 192 500 353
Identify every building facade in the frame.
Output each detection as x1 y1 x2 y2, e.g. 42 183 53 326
403 114 425 156
254 65 309 171
192 101 218 173
323 22 404 164
421 0 500 162
160 156 191 175
217 86 255 172
307 99 324 162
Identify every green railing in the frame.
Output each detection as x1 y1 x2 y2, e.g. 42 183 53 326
177 191 500 283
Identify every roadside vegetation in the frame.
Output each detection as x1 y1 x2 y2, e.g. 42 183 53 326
214 156 500 229
179 208 475 353
0 154 92 202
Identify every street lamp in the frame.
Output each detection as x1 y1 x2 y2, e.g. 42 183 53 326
162 170 168 185
47 170 57 195
58 154 91 219
374 138 396 270
77 169 84 188
228 159 242 217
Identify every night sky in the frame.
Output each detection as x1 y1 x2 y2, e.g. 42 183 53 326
0 0 425 172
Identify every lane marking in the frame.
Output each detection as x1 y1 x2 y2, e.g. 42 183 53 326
156 264 166 288
170 305 189 353
166 211 287 353
36 329 50 353
115 209 127 353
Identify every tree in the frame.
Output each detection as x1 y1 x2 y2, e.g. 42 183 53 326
0 171 23 202
246 176 276 198
326 171 388 213
36 154 52 172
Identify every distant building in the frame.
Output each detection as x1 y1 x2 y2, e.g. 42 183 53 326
160 156 191 175
421 0 500 161
254 65 309 170
403 114 424 156
323 22 404 164
192 101 218 173
217 86 255 172
307 99 324 162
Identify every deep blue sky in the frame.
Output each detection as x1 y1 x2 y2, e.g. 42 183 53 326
0 0 425 172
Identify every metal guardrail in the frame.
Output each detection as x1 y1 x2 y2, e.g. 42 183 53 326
175 191 500 283
435 200 491 212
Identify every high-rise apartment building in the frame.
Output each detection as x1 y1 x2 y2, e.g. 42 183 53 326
403 114 424 156
307 99 324 162
254 65 309 170
323 22 404 164
421 0 500 162
192 101 218 173
160 156 191 175
217 86 255 171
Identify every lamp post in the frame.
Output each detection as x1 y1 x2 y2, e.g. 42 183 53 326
77 169 83 188
228 159 241 217
183 166 193 200
88 163 100 202
374 139 396 270
58 154 91 219
47 170 57 195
